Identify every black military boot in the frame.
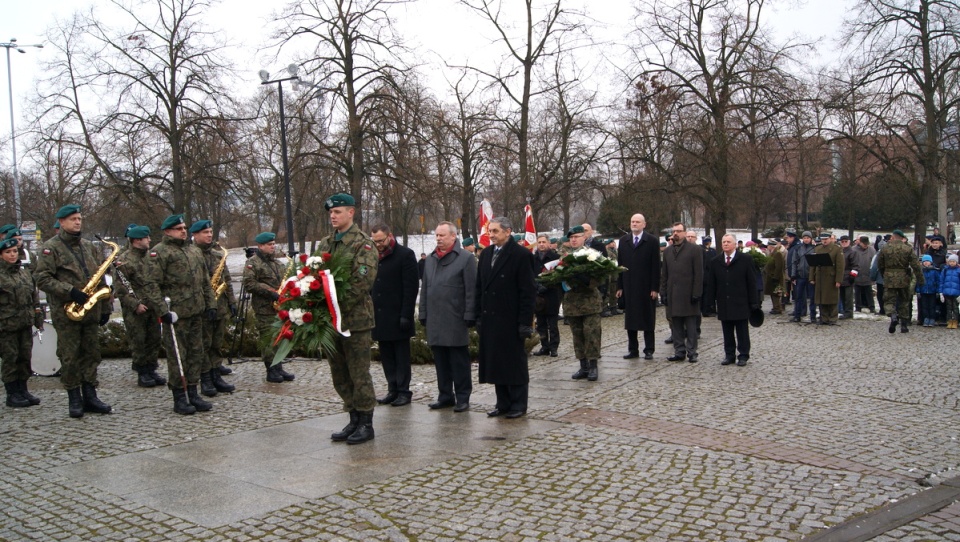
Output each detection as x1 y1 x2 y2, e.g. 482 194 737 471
218 365 232 375
81 383 112 414
148 364 167 386
200 371 218 397
187 385 213 412
889 313 898 334
137 368 158 388
587 360 599 382
347 411 375 444
5 382 29 408
901 320 909 333
571 359 589 380
331 411 359 442
67 388 84 418
18 381 40 406
277 363 295 381
210 369 235 393
265 362 284 383
172 388 196 415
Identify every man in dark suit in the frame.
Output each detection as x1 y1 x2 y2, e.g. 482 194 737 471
475 217 537 419
371 224 419 406
704 234 760 366
533 234 561 357
616 213 661 360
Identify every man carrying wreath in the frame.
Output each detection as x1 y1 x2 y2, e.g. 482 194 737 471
559 225 604 382
316 193 379 445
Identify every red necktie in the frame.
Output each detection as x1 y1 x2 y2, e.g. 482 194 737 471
726 255 731 266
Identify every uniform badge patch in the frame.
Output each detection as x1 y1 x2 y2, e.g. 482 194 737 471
364 244 372 251
149 252 158 257
42 249 51 255
359 265 368 275
246 264 253 269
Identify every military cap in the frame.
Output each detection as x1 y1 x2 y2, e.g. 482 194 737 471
839 235 850 241
0 224 16 235
462 237 475 247
55 204 81 219
702 236 712 243
255 232 276 244
819 232 831 239
189 219 212 234
323 193 356 211
125 224 151 239
0 238 17 251
785 229 798 238
892 229 906 238
160 214 185 230
3 229 21 240
567 225 585 236
859 235 870 243
801 231 813 238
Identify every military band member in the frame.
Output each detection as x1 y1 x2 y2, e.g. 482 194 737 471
35 204 113 418
114 224 166 388
190 220 237 396
242 232 295 383
2 227 34 268
141 214 217 415
0 237 44 407
316 193 378 445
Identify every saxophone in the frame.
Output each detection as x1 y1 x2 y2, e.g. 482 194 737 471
66 237 120 321
211 247 229 300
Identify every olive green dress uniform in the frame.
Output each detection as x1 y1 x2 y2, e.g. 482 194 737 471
0 256 42 401
242 249 285 370
812 242 844 324
115 245 163 378
878 238 924 324
35 230 112 391
141 235 216 389
315 222 379 413
197 242 237 373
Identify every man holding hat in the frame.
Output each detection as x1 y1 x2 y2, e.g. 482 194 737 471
141 214 218 415
315 193 379 444
115 224 167 388
562 225 603 381
35 204 114 418
190 220 238 396
878 229 924 333
242 232 295 383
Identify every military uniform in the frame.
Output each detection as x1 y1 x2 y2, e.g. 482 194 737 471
241 247 286 379
196 241 238 394
878 237 923 331
812 241 844 324
115 244 164 386
0 251 43 407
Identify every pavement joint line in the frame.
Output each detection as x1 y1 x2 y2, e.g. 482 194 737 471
559 407 910 481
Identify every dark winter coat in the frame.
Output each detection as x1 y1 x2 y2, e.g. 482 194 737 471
789 241 816 280
941 265 960 297
533 248 561 316
372 241 419 342
617 231 661 331
705 251 759 321
841 245 859 287
660 240 703 318
851 244 877 286
475 238 536 385
419 242 477 347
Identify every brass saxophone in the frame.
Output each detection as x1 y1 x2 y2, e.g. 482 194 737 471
211 247 229 300
66 237 120 321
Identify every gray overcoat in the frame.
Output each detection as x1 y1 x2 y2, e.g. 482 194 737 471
660 240 704 318
418 242 477 347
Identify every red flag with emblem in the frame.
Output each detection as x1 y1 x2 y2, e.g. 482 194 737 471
478 198 493 248
523 204 536 247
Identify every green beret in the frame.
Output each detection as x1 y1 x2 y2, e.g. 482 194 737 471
512 234 523 241
55 204 82 219
255 232 276 244
462 237 475 247
550 238 558 244
892 229 906 238
0 238 17 251
323 193 356 211
660 241 667 247
566 225 585 237
3 229 21 240
0 224 16 235
189 219 212 234
53 220 60 230
160 214 185 230
560 236 569 243
125 224 151 239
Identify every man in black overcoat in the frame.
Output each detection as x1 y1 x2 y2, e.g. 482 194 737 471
616 213 661 360
371 224 420 406
475 217 537 419
704 234 760 367
533 234 561 357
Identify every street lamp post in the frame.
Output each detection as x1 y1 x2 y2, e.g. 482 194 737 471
259 65 300 259
2 38 43 226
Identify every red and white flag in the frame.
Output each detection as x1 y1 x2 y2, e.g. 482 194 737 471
523 204 536 247
319 269 350 337
478 198 493 248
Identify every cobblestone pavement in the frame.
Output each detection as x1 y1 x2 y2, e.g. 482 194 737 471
2 301 960 540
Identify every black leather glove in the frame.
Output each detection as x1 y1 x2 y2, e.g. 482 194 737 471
230 305 238 317
99 313 110 326
69 287 89 305
161 312 178 324
399 317 413 334
418 319 427 328
205 308 218 321
269 291 280 301
518 325 534 338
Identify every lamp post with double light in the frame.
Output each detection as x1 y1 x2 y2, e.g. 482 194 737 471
2 38 43 226
259 64 300 259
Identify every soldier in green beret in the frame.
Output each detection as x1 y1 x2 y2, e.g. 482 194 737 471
561 225 603 381
878 229 924 333
316 193 379 444
114 224 167 388
140 214 218 415
462 237 478 259
242 232 295 383
35 204 114 418
2 228 33 269
190 220 237 396
0 238 44 408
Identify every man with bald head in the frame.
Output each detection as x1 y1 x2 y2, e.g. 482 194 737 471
617 214 661 360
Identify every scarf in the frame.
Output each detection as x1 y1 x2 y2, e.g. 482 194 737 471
378 237 396 261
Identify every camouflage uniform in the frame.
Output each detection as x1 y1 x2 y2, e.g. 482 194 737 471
115 246 161 375
878 240 923 323
196 242 237 372
315 223 379 413
141 236 216 388
0 258 41 384
242 249 285 369
35 230 112 390
563 277 603 360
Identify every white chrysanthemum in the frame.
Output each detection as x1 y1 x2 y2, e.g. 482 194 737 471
306 256 324 269
289 308 305 326
297 275 316 291
587 252 599 261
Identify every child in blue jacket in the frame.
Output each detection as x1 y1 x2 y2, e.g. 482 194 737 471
941 254 960 329
917 255 941 327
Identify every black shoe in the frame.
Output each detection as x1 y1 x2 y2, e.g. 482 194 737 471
600 309 612 318
377 391 399 405
200 371 218 397
505 410 526 419
572 359 589 380
549 350 558 357
900 322 909 333
266 364 284 383
346 411 374 445
839 313 852 320
67 388 83 418
889 314 898 334
81 383 112 414
218 365 233 375
211 369 236 393
391 393 411 407
721 358 735 366
332 411 359 441
790 316 801 323
453 402 470 413
172 388 196 415
18 381 40 406
532 347 550 356
277 363 295 381
623 351 640 359
587 360 598 381
428 401 455 409
137 368 158 388
667 355 685 362
664 336 674 344
187 385 213 412
487 408 505 417
736 359 748 367
643 353 654 360
688 355 699 363
4 382 29 408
